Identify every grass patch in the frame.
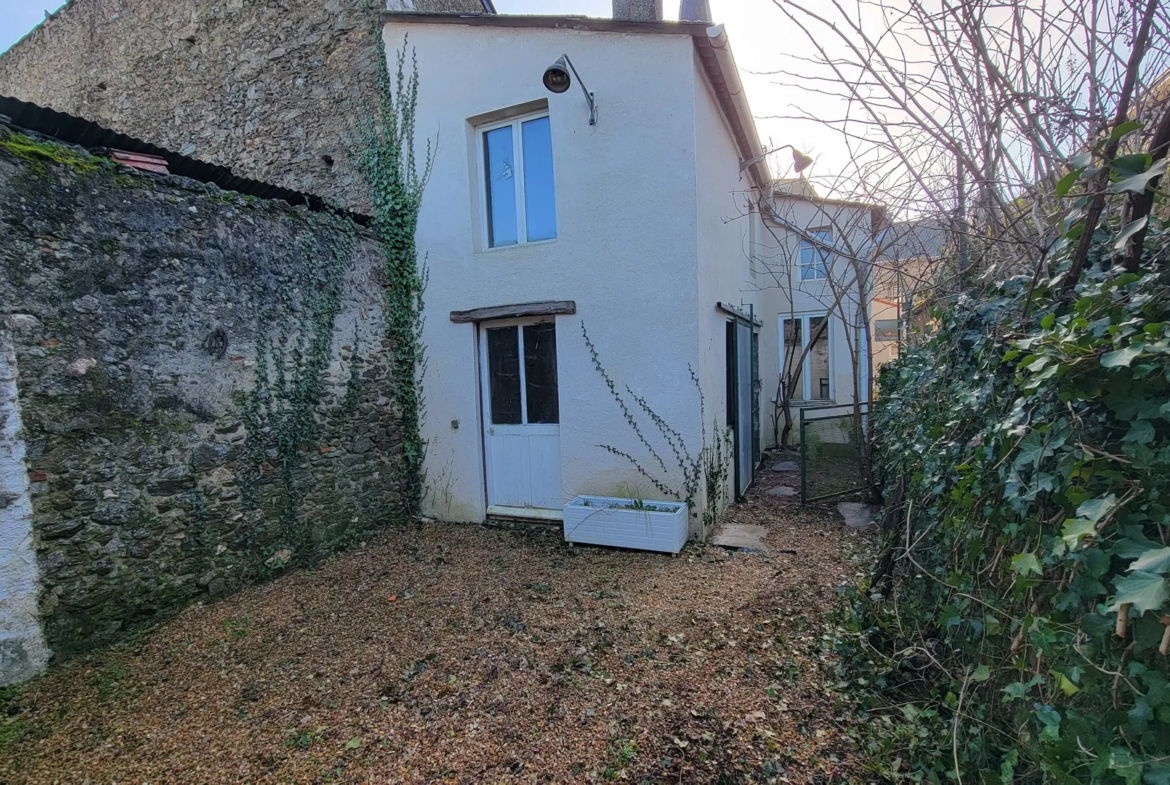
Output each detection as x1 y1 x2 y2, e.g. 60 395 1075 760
284 726 324 750
221 617 249 640
0 718 29 749
93 664 132 702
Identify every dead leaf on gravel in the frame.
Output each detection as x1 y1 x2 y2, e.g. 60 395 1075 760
0 472 872 784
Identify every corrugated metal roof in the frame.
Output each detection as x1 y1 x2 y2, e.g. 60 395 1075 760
0 94 371 226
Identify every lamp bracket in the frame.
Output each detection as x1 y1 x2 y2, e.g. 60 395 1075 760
560 53 596 126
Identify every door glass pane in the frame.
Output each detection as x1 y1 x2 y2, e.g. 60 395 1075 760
484 125 518 247
487 326 521 424
523 322 559 424
521 116 556 242
808 316 830 400
875 319 898 341
782 318 804 400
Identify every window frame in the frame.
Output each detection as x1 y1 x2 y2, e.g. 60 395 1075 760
479 317 560 427
874 318 899 342
476 111 557 250
778 311 833 402
799 228 832 281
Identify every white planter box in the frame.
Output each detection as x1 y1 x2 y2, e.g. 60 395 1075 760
562 495 688 554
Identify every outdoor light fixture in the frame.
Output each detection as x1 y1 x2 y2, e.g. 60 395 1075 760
543 54 596 126
740 144 814 174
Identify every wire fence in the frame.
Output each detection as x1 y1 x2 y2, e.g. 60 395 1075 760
799 403 869 503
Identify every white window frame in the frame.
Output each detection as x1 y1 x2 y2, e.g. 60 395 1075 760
874 318 899 342
778 312 833 402
799 229 831 281
476 112 556 250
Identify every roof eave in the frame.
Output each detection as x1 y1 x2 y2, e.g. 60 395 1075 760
380 13 772 192
380 12 710 35
696 24 771 192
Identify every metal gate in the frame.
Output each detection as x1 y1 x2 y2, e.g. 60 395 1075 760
799 402 869 503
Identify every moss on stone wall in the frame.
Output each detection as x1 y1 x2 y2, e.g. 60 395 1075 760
0 131 101 174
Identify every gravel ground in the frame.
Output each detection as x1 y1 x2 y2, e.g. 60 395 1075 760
0 475 872 784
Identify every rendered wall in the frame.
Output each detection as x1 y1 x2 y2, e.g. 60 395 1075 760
387 21 708 528
0 125 402 668
691 57 760 521
0 332 50 686
0 0 483 212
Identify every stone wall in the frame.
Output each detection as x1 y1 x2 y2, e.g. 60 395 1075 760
0 0 485 212
0 124 405 669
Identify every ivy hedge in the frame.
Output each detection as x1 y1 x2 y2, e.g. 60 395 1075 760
844 152 1170 782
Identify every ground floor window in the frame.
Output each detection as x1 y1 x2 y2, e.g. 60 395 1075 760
780 313 832 401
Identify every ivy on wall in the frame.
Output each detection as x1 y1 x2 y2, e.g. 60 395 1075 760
582 322 732 536
841 141 1170 782
356 36 432 518
240 213 357 568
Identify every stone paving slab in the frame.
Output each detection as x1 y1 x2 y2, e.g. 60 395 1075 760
765 485 797 497
710 522 771 553
837 502 876 530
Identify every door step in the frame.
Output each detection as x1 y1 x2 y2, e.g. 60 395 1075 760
486 505 562 524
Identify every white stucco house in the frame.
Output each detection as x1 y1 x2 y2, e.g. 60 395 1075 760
390 4 884 536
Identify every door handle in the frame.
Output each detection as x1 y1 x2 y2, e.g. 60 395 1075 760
489 427 496 435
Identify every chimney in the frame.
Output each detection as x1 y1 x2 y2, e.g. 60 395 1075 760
612 0 663 22
679 0 711 22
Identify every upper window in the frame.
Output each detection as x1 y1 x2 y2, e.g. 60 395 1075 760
875 319 899 341
799 230 831 281
481 114 557 248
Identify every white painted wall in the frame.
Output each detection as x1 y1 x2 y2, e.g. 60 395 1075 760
691 55 760 518
387 21 716 525
754 196 878 446
0 325 50 685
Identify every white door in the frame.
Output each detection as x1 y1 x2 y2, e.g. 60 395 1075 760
480 319 562 514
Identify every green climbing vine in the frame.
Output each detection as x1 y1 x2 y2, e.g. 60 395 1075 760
240 211 356 568
356 35 433 519
839 140 1170 782
582 321 732 534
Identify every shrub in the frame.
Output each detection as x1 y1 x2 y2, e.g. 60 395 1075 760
844 188 1170 780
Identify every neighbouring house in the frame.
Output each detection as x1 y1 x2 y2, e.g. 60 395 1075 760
869 219 948 369
0 2 884 564
753 180 887 443
0 98 405 684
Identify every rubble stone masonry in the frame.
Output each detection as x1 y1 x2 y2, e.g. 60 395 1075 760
0 123 405 673
0 0 485 211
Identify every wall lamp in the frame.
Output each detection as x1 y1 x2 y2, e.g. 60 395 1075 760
740 144 814 174
543 54 596 126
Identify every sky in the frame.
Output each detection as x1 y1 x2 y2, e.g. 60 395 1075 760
494 0 853 181
0 0 853 181
0 0 65 55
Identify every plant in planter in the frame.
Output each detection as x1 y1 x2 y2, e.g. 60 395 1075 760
562 493 688 555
